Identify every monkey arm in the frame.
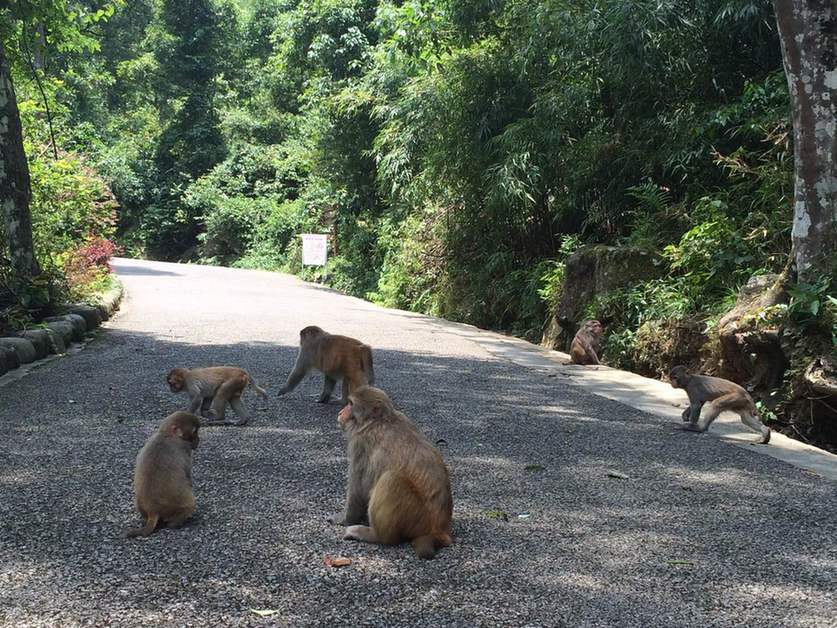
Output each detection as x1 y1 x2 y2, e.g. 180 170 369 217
336 460 369 525
187 391 203 414
688 401 703 423
586 346 601 365
278 360 307 395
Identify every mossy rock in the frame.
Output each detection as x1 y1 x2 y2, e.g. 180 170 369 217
0 337 37 364
542 245 664 350
0 345 20 374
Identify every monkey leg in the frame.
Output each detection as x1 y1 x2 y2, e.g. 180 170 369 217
679 400 723 433
209 379 243 422
228 397 249 426
165 511 193 529
124 512 160 538
344 525 381 543
318 376 336 403
740 411 771 444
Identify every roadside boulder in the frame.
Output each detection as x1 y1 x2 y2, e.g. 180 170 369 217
46 320 75 345
17 331 48 360
66 304 102 330
0 345 20 374
715 273 788 392
0 337 37 364
541 245 664 350
21 328 66 356
45 314 86 341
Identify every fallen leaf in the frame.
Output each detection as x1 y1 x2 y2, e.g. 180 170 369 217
607 471 629 479
485 510 509 521
517 512 531 520
324 555 352 568
524 464 545 473
250 609 278 617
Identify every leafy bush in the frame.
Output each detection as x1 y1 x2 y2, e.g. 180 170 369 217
63 237 121 301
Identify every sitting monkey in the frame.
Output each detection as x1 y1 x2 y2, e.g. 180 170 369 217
669 365 770 444
331 386 453 559
125 411 200 538
570 319 604 365
277 326 374 404
167 366 267 426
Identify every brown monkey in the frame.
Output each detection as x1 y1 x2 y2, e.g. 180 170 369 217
125 411 200 538
669 365 770 444
277 326 374 404
331 386 453 559
569 319 605 365
167 366 267 426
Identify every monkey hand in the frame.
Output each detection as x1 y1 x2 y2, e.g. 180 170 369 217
681 407 691 422
677 423 703 433
327 511 347 525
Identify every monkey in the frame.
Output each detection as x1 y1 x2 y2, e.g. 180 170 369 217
569 319 604 365
277 326 374 404
125 411 200 538
166 366 267 426
669 365 770 444
330 386 453 559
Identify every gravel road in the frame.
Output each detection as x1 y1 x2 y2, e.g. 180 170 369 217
1 258 835 627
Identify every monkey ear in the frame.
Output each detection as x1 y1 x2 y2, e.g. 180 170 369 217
371 402 384 419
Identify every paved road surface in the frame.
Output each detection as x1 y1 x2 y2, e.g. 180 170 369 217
1 259 835 627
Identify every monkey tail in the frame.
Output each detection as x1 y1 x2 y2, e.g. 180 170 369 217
412 532 452 559
362 349 375 386
124 513 159 539
412 535 438 559
249 378 268 399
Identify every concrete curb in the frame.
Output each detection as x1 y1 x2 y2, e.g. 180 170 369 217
0 277 124 383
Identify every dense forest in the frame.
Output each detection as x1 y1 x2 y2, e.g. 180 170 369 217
1 1 835 446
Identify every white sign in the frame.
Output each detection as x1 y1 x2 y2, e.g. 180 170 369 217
301 234 328 266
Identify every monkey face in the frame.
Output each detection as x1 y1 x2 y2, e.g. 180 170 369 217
668 366 688 389
586 320 604 334
176 417 200 449
167 369 185 392
338 400 354 428
300 325 325 342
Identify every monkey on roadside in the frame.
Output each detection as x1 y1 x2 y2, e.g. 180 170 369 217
166 366 267 426
330 386 453 559
570 319 604 365
125 411 200 538
669 365 770 444
277 326 374 404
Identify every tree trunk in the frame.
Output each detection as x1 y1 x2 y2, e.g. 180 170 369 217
773 0 837 282
0 38 41 279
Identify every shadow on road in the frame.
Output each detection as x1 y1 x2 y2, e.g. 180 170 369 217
0 327 835 625
111 263 183 277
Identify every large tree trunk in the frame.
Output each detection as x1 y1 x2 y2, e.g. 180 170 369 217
773 0 837 282
0 38 41 280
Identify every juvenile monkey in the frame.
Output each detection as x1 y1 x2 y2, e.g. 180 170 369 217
167 366 267 426
669 365 770 444
331 386 453 559
277 326 374 404
570 319 604 365
125 411 200 538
